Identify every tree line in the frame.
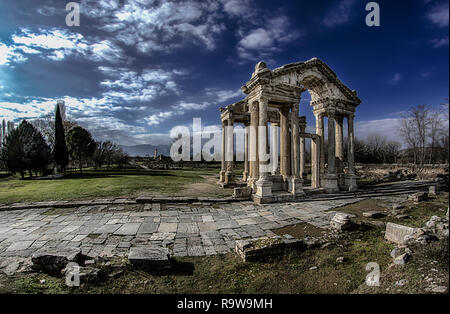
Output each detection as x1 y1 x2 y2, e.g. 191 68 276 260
0 104 130 178
399 103 449 165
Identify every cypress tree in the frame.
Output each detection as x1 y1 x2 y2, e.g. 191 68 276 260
54 104 69 172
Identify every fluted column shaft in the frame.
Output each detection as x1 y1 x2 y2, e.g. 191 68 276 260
347 114 355 174
291 104 300 178
280 107 291 179
327 112 336 175
300 125 306 179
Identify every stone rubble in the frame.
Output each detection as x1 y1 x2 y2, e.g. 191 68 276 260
330 213 354 231
31 247 83 275
128 246 171 269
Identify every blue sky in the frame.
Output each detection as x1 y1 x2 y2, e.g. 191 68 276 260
0 0 448 146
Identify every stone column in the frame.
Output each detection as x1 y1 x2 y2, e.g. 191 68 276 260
249 102 259 189
271 122 279 175
289 103 304 196
224 119 235 186
291 104 300 178
255 98 272 204
280 106 291 181
243 122 249 182
325 111 339 193
316 113 325 186
219 120 226 183
335 117 344 160
311 136 320 188
345 114 357 191
299 125 306 179
335 116 344 187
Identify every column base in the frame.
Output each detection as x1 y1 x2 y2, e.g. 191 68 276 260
218 170 226 184
325 174 339 193
242 171 249 182
289 177 306 196
254 177 273 204
345 174 358 191
270 174 284 191
224 171 235 185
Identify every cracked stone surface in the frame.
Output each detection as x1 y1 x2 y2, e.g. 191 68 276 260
0 196 407 272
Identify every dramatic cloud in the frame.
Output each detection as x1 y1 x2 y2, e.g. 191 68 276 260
0 42 27 65
98 66 183 102
81 0 226 53
1 28 125 65
237 16 301 62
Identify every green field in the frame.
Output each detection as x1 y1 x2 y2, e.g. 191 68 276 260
0 169 233 205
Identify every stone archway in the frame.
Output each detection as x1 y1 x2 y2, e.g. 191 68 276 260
218 58 361 203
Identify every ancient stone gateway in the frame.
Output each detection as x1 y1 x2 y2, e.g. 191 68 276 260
218 58 361 204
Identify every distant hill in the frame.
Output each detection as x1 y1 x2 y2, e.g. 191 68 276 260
120 144 170 157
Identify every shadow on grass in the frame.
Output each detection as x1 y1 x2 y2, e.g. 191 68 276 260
58 170 178 180
132 260 195 276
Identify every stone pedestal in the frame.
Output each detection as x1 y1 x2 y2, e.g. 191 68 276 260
345 173 358 191
270 174 284 191
224 171 235 186
289 177 305 196
219 170 226 183
254 177 273 204
325 174 339 193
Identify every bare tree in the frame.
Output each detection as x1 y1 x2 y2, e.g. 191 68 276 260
428 110 443 164
399 105 432 165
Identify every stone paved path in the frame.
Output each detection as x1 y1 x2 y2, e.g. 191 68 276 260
0 196 407 262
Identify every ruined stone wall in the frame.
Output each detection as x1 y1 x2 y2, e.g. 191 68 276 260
356 164 449 181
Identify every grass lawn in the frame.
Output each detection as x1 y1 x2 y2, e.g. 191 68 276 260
0 168 232 205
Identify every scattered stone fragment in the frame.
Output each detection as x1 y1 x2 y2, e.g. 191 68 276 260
392 204 405 210
235 236 304 262
128 246 171 269
362 211 385 218
408 192 428 203
31 247 82 275
330 213 354 231
385 222 420 245
431 286 447 293
0 257 33 275
61 264 104 283
393 253 410 265
395 279 408 286
309 266 318 270
428 185 438 196
395 214 409 220
336 257 346 263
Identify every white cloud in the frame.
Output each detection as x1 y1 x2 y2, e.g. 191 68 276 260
0 42 27 66
237 16 301 62
145 111 183 126
322 0 356 27
389 73 403 85
1 28 125 65
173 102 209 111
355 118 404 144
83 0 226 53
98 66 183 102
430 36 449 48
426 1 449 27
205 88 244 103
